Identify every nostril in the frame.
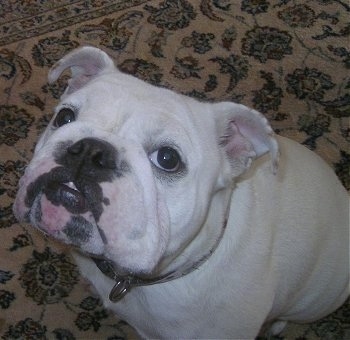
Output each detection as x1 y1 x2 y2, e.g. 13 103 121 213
92 151 116 169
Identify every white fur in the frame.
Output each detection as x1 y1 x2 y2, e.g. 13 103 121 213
74 135 349 339
14 47 349 338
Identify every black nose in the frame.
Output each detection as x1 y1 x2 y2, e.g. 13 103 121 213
68 138 116 169
60 138 117 180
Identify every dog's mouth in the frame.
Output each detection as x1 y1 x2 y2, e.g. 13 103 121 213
25 166 108 221
43 181 88 215
20 166 109 253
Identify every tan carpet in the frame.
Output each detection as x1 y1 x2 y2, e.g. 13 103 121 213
0 1 349 339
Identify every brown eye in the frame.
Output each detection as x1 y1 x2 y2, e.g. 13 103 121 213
53 108 76 127
150 147 181 172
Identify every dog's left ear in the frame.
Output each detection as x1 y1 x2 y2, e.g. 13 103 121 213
213 102 279 177
48 46 116 95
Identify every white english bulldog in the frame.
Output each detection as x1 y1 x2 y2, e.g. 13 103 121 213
13 47 349 339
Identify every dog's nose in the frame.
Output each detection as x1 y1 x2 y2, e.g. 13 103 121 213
67 138 117 170
61 138 117 180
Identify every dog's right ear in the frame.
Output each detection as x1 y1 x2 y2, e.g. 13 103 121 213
48 46 116 95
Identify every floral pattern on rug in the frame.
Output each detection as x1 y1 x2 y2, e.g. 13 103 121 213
0 0 349 339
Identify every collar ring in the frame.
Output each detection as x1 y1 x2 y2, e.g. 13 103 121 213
109 278 131 302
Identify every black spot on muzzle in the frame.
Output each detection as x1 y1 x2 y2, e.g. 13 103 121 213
63 216 93 244
25 138 126 222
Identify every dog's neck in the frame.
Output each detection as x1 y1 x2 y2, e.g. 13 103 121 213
92 186 234 302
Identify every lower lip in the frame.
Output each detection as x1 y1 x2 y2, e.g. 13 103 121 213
45 182 88 214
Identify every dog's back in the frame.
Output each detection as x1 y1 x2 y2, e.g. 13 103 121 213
240 136 349 323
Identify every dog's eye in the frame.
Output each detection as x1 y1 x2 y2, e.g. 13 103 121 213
53 108 76 127
150 147 181 172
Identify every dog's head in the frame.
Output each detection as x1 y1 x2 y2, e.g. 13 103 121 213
13 47 278 275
